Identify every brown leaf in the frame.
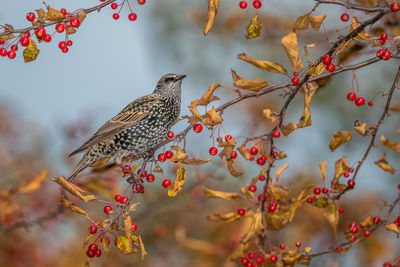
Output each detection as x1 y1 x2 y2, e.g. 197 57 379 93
294 14 310 30
123 215 133 240
334 157 349 181
60 196 87 216
374 153 397 174
181 157 211 165
139 235 147 261
389 101 400 111
0 33 15 41
168 168 186 197
227 159 243 177
282 122 298 136
202 106 223 126
245 14 262 39
323 203 339 238
77 12 87 26
329 131 353 152
45 6 65 22
231 69 269 91
288 186 310 222
188 84 220 123
298 82 318 128
262 108 279 123
202 186 242 200
349 17 373 40
319 160 327 184
36 9 46 23
170 149 188 163
208 211 241 223
380 135 400 152
52 177 97 202
203 0 219 35
308 61 325 75
242 208 263 242
275 164 289 182
23 39 40 63
237 53 287 74
66 27 76 35
360 215 373 228
17 170 47 194
237 146 251 160
281 32 303 70
309 14 326 31
354 123 368 136
175 226 219 254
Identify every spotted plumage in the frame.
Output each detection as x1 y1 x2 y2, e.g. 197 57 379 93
68 73 186 181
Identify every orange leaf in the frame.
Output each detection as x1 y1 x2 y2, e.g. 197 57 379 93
203 0 219 35
202 186 242 200
18 170 47 194
231 69 269 91
237 53 287 74
281 32 303 70
329 131 352 152
52 176 97 202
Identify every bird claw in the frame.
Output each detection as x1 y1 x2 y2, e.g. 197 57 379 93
127 173 144 193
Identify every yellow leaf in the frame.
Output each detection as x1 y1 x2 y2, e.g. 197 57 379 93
102 236 109 252
329 131 353 152
374 153 397 174
294 14 310 30
170 149 188 163
44 6 65 22
128 202 140 212
384 223 400 235
308 61 325 75
115 235 136 255
207 211 241 223
281 32 303 70
202 106 223 126
289 187 310 222
139 235 147 261
334 157 350 181
60 196 87 216
354 123 368 136
309 14 326 31
202 186 242 200
245 14 262 39
323 203 339 238
18 170 47 194
231 69 269 91
319 160 327 184
380 135 400 152
237 53 288 74
123 215 133 240
282 122 298 136
336 39 352 56
349 17 373 40
0 33 15 41
237 146 251 160
23 39 40 63
243 208 263 242
304 246 312 254
262 108 279 123
203 0 219 35
360 215 373 228
275 164 289 182
90 157 110 167
36 9 46 23
51 177 97 202
168 167 187 197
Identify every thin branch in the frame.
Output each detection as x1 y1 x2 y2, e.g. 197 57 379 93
316 0 391 12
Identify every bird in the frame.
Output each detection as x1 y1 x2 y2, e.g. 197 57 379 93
67 73 186 182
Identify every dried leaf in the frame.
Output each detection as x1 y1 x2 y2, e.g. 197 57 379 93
139 235 147 261
202 186 242 200
189 84 220 123
170 149 188 163
102 236 109 251
360 215 373 228
281 32 303 70
304 43 315 61
36 9 46 23
245 14 262 39
45 6 65 22
60 196 87 216
208 211 241 223
380 135 400 152
262 108 279 123
242 208 263 242
237 146 251 160
0 33 15 41
115 235 136 255
282 122 298 136
336 39 352 56
389 101 400 111
67 27 76 35
289 187 310 222
175 226 218 254
323 203 339 238
374 153 397 174
308 61 325 75
168 168 186 197
202 106 223 126
203 0 219 35
329 131 353 152
304 247 312 254
354 123 368 136
77 12 87 26
334 157 349 181
350 17 373 40
227 159 243 177
309 14 326 31
123 215 133 240
294 14 310 30
275 164 289 182
52 177 97 202
181 157 211 165
237 53 287 74
23 39 40 63
384 223 400 235
319 160 327 184
231 69 269 91
18 170 47 194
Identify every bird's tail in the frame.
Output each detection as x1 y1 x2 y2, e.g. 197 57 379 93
68 153 91 182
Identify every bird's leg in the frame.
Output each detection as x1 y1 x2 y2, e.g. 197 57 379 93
126 158 149 193
116 163 132 176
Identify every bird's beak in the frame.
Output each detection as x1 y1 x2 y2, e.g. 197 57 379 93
175 74 186 81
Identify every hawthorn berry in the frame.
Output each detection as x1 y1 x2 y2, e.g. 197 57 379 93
7 50 16 59
135 184 143 193
111 3 118 9
132 222 138 231
225 135 233 141
338 208 344 213
165 150 173 159
326 63 335 72
36 27 46 38
115 194 122 202
269 255 278 263
349 222 356 228
259 175 265 181
272 130 281 138
137 169 147 178
128 13 137 21
391 2 399 12
138 0 146 5
314 187 321 195
239 1 247 9
248 252 255 259
158 153 166 162
322 55 331 65
241 257 249 265
348 167 354 173
113 13 120 20
382 51 391 60
209 147 218 156
295 241 301 247
43 34 52 43
250 147 258 155
167 131 174 138
348 179 355 188
248 185 257 192
337 246 343 252
95 249 102 257
162 179 171 188
216 136 223 143
322 187 329 194
373 216 381 224
121 197 128 204
24 32 30 38
20 37 29 47
376 49 384 59
379 39 386 45
256 256 265 264
268 202 277 212
146 173 155 182
306 197 313 203
55 24 65 33
368 100 374 107
89 225 97 234
231 151 238 159
344 172 349 178
257 193 267 201
292 77 299 85
0 39 4 45
347 92 356 101
89 244 98 253
237 208 246 216
26 12 35 22
272 151 278 158
249 156 254 161
355 97 365 106
341 13 350 22
256 157 265 165
193 123 203 133
10 45 18 51
364 230 371 237
351 235 357 241
86 250 95 258
280 243 286 249
253 0 262 9
60 8 67 15
293 71 298 76
0 48 7 57
70 18 80 27
58 41 66 49
104 205 112 214
351 226 358 233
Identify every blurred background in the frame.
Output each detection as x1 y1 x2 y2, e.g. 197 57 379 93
0 0 399 266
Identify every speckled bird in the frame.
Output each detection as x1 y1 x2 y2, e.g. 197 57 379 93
68 73 186 181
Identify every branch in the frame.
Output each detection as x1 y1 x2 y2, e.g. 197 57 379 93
316 0 391 12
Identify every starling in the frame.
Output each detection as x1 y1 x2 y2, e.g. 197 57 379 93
68 73 186 181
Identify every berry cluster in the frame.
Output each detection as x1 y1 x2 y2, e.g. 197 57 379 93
105 0 143 21
239 0 262 9
322 54 335 72
240 251 265 266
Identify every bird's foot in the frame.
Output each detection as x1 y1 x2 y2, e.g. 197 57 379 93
117 163 133 177
127 173 144 193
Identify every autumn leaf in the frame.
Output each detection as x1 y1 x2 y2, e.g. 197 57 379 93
384 223 400 235
17 170 47 194
168 168 186 197
262 108 279 123
334 157 349 181
202 106 223 126
374 153 397 174
298 82 318 128
349 17 373 40
36 9 46 23
275 164 289 182
60 196 87 216
323 202 339 238
380 135 400 152
170 148 188 163
67 27 77 35
77 12 87 26
44 6 65 22
203 0 219 35
242 208 264 242
23 39 40 63
227 160 243 177
123 215 133 240
237 53 287 74
115 236 137 255
309 14 326 31
208 211 242 223
237 146 251 160
281 32 303 70
52 176 97 202
180 157 211 165
175 226 219 254
282 122 298 136
188 84 220 123
389 101 400 111
319 160 327 184
354 123 368 136
288 187 310 221
294 14 310 30
231 69 269 91
329 131 352 152
139 236 147 261
245 14 262 39
202 186 242 200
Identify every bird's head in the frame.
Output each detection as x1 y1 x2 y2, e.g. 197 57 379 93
153 73 186 97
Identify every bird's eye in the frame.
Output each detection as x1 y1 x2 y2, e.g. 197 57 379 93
165 77 174 83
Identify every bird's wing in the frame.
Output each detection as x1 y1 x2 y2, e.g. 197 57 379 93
69 95 158 156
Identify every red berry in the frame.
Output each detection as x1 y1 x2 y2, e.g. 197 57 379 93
341 13 349 21
248 185 257 192
382 51 391 60
61 8 67 15
241 257 249 265
256 257 264 264
26 12 36 22
326 63 335 72
237 208 246 216
268 202 277 212
306 197 313 203
322 187 329 194
11 45 18 51
165 150 173 159
339 208 344 214
58 41 66 49
364 230 371 237
128 13 137 21
216 136 223 143
193 123 203 133
113 13 120 20
0 48 7 57
368 100 374 107
7 50 16 59
137 169 147 178
104 205 112 214
293 71 298 76
280 243 286 249
146 173 155 182
257 193 267 201
70 18 80 27
292 77 299 85
379 39 386 45
253 0 262 9
248 252 255 259
351 226 358 233
55 24 65 33
0 39 4 45
351 234 357 241
132 222 138 231
225 135 233 141
269 255 278 263
158 153 166 162
349 222 357 228
239 1 247 9
256 157 265 165
111 3 118 9
314 187 321 195
322 55 332 65
272 151 278 158
249 156 254 161
95 249 102 257
344 172 349 178
43 34 52 43
36 27 46 38
355 97 365 106
337 246 343 252
66 40 73 46
162 179 171 188
348 167 354 173
259 175 265 181
272 130 280 138
135 184 143 193
115 194 122 202
231 151 238 159
376 49 385 59
250 147 258 155
391 2 399 12
167 131 174 138
373 216 381 224
89 244 98 253
347 92 356 101
348 179 355 188
23 32 30 38
138 0 146 5
383 263 393 267
209 147 218 156
121 197 128 204
295 241 301 247
86 249 95 258
89 225 97 234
